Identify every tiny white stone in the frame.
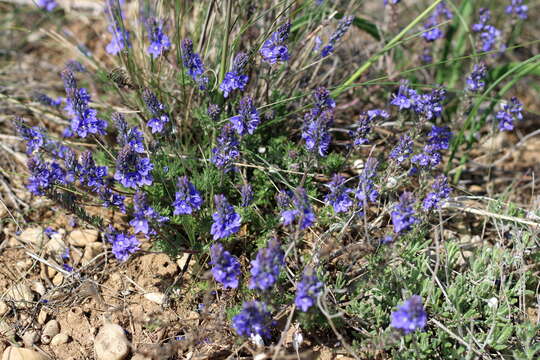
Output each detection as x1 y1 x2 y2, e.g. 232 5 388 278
258 146 266 154
486 297 498 309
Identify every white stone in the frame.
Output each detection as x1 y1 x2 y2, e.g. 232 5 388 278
2 347 48 360
41 320 60 345
31 281 46 296
94 324 130 360
67 229 99 247
0 301 9 317
17 227 46 246
22 330 40 347
144 292 166 305
6 283 33 309
50 333 70 346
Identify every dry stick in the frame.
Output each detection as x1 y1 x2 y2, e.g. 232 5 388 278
431 318 488 359
443 201 540 228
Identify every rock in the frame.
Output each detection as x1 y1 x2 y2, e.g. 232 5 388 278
94 323 130 360
144 292 166 305
0 301 9 317
31 281 46 297
22 330 40 347
1 347 48 360
67 229 99 247
37 310 48 325
50 333 69 346
44 234 67 256
16 259 32 272
82 243 103 266
46 266 57 279
6 283 33 309
41 320 60 345
52 273 63 286
17 227 46 246
176 253 191 269
0 321 15 338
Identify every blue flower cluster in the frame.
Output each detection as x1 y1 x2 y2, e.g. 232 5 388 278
411 125 452 171
422 2 452 42
232 301 273 340
390 135 413 164
321 16 354 57
506 0 528 20
249 238 284 291
173 176 203 215
472 9 501 53
220 52 249 98
105 0 131 55
240 183 253 207
33 92 62 108
210 243 241 289
423 175 451 211
390 81 446 120
496 97 523 131
350 109 389 146
355 158 379 208
114 113 145 153
143 89 169 134
466 63 488 93
211 124 240 172
62 70 107 138
390 295 427 334
260 22 291 64
325 174 353 214
130 191 168 236
27 156 67 196
295 270 323 312
391 192 418 235
105 226 140 262
146 18 171 58
114 145 154 189
302 87 335 157
210 195 242 240
181 39 208 89
36 0 57 11
230 96 260 136
278 188 316 230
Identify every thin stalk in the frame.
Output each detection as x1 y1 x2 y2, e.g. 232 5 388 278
219 0 233 84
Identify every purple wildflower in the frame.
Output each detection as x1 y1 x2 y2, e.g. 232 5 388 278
105 0 131 55
27 157 66 196
240 183 254 207
390 295 427 334
472 9 501 52
423 175 451 211
113 113 145 153
143 89 169 134
427 125 452 151
220 52 249 98
249 238 284 291
466 63 488 93
230 96 260 136
390 80 417 110
98 185 126 212
181 39 208 89
105 226 140 262
114 145 153 189
312 87 336 111
146 18 171 58
14 119 45 154
321 16 353 57
65 60 86 73
390 135 413 164
391 192 418 234
422 2 452 42
36 0 57 11
506 0 528 20
211 125 240 172
350 109 389 146
384 0 401 4
210 195 242 240
496 97 523 131
77 151 108 189
325 174 353 213
172 176 203 215
130 191 168 236
33 92 62 108
355 157 379 206
295 269 323 312
302 109 333 157
232 301 273 340
260 22 291 64
279 188 316 230
210 243 241 289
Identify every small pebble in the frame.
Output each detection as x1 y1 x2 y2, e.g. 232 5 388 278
50 333 70 346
